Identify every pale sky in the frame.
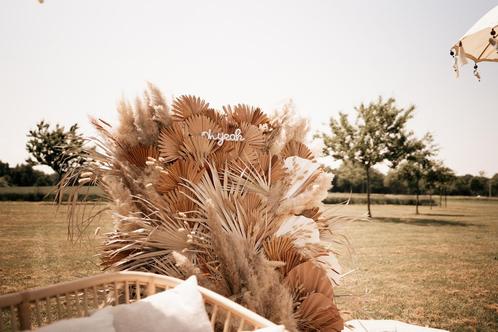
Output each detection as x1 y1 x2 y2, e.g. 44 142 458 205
1 0 497 176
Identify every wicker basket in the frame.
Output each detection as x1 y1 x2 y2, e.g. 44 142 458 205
0 271 278 331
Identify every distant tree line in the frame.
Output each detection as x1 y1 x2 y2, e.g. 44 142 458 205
0 160 57 187
329 161 498 197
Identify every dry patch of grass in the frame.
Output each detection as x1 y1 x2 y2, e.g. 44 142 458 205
0 202 110 294
333 200 498 331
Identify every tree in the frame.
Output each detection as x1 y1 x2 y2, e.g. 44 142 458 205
332 161 386 193
320 97 416 217
426 161 455 207
26 121 84 179
384 169 409 194
396 134 438 214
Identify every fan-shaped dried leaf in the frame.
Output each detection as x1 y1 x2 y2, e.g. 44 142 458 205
224 104 270 126
297 293 343 332
256 154 286 184
181 135 217 162
158 122 186 162
172 95 209 121
119 144 159 168
156 159 205 193
240 123 265 151
281 140 315 160
185 114 222 134
204 108 226 125
263 236 305 276
284 261 334 299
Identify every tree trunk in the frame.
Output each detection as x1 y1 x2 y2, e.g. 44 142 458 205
415 179 420 215
429 190 433 210
366 166 372 218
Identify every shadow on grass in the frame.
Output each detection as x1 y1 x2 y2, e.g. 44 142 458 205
421 212 468 217
373 217 477 227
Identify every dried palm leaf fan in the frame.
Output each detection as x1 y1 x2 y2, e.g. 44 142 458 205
61 84 345 331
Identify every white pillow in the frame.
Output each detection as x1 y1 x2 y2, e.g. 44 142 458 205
343 320 449 332
34 306 115 332
111 275 212 332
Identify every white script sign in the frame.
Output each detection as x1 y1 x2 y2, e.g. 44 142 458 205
201 129 245 146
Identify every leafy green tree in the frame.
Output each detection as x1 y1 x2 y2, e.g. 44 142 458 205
26 121 84 179
332 161 365 192
320 97 416 217
384 169 409 194
332 161 386 193
426 161 455 207
469 176 486 196
396 134 437 214
449 174 473 196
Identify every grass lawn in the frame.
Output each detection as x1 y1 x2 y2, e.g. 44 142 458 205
0 202 109 294
0 200 497 331
332 201 498 331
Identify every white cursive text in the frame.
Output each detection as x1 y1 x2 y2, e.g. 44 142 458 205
200 128 245 146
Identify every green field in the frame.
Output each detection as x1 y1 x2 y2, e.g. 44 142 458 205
0 200 497 331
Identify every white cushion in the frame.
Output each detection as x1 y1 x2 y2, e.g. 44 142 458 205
34 306 115 332
111 275 212 332
343 320 449 332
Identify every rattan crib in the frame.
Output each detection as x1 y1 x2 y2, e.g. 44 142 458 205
0 271 278 331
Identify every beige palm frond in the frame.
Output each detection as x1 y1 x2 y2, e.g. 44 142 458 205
156 159 205 194
221 140 259 163
183 165 245 239
263 236 305 276
172 95 210 121
224 104 270 126
180 134 217 163
284 261 334 299
256 154 286 184
161 188 198 215
210 150 229 170
240 123 265 151
119 144 159 168
185 114 222 136
296 293 343 332
281 140 315 160
204 108 226 125
158 122 186 162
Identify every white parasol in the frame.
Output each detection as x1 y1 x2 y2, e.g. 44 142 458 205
450 5 498 80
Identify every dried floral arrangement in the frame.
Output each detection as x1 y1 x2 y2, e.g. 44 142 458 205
63 84 346 331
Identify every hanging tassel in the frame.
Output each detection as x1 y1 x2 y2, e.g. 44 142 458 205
457 43 468 67
489 37 498 53
473 63 481 81
450 48 459 78
491 28 497 53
